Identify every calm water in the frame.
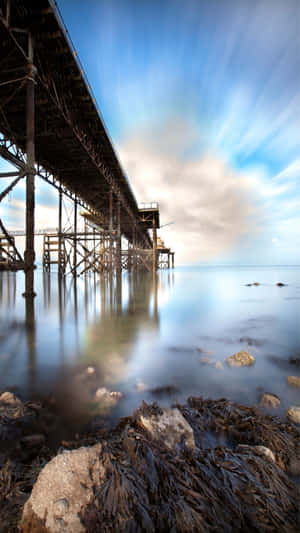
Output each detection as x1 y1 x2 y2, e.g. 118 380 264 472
0 266 299 431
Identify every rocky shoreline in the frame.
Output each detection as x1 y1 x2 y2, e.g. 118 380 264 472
0 390 299 532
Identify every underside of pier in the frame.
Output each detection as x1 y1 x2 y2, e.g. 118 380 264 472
0 0 174 294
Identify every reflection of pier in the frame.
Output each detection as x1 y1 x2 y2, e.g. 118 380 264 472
0 270 161 394
0 1 174 301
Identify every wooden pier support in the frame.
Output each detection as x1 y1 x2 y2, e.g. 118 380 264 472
152 219 157 273
73 198 77 275
24 33 36 298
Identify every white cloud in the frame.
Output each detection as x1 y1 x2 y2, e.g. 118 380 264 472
118 118 263 264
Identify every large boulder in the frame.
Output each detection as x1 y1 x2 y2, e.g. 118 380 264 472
21 399 300 533
226 350 255 367
22 444 103 533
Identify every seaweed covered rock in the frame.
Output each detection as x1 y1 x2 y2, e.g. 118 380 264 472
22 399 299 533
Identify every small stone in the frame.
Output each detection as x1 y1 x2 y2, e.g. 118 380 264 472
260 393 281 408
136 381 149 392
0 391 22 406
276 282 286 287
150 385 180 396
85 366 95 376
289 357 300 367
253 282 260 286
215 361 224 370
95 387 123 406
95 387 109 399
226 350 255 367
109 391 123 399
245 283 252 286
286 406 300 424
199 357 214 365
287 376 300 388
237 445 276 463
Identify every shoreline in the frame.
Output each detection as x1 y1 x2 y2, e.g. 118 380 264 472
1 391 299 532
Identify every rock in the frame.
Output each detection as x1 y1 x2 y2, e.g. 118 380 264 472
22 444 103 533
276 282 286 287
286 406 300 424
0 391 22 406
289 357 300 367
136 381 149 392
94 387 123 406
136 405 195 450
253 282 260 286
287 375 300 388
226 350 255 367
245 283 252 286
260 392 281 408
21 398 300 533
199 357 214 365
85 367 95 376
150 385 180 396
236 444 276 463
215 361 224 370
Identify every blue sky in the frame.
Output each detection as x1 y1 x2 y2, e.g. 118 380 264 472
1 0 299 264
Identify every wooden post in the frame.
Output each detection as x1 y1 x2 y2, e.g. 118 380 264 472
116 198 121 273
24 33 36 297
58 186 62 275
73 197 77 275
109 186 113 271
152 218 157 273
84 216 88 274
172 253 175 269
93 227 96 273
167 252 170 269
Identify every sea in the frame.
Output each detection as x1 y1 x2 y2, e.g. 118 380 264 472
0 265 299 437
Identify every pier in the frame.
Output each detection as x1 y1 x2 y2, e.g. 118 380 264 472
0 0 174 297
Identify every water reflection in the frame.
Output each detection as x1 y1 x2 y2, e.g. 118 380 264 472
0 270 160 400
0 266 299 430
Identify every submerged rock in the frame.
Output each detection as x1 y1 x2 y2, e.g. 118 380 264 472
94 387 123 406
199 356 215 365
215 361 224 370
85 366 95 376
276 282 286 287
286 406 300 424
226 350 255 367
136 381 150 392
149 385 180 396
260 392 281 408
289 356 300 368
287 375 300 388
